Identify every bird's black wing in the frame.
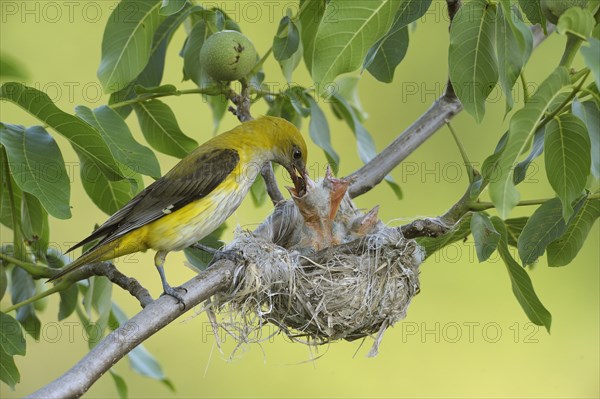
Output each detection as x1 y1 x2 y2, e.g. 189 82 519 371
67 148 240 253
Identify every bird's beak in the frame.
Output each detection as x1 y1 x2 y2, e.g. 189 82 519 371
286 163 307 198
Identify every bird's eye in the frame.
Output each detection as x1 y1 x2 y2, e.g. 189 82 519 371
293 148 302 159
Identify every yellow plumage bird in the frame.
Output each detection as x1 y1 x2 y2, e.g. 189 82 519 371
49 116 308 302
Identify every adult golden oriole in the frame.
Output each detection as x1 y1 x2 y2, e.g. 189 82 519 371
49 116 308 302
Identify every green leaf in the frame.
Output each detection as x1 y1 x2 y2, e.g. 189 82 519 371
547 196 600 266
0 162 21 231
505 216 528 247
0 155 21 230
80 276 113 348
182 19 210 87
267 95 303 128
556 6 595 39
273 16 300 61
365 26 409 84
180 13 230 132
364 0 431 82
330 95 376 165
489 67 570 219
306 94 340 171
98 0 165 93
416 214 473 259
491 216 552 332
11 267 41 340
382 0 431 33
280 32 303 83
134 99 198 158
182 9 225 85
311 0 401 95
75 106 161 179
110 4 200 118
91 277 113 346
517 197 576 265
299 0 326 74
205 94 229 135
285 86 310 118
496 1 533 113
21 192 49 260
0 83 125 181
218 8 241 32
544 114 591 220
183 223 227 272
469 176 484 200
0 53 28 80
471 212 500 262
448 0 498 122
0 347 20 389
334 76 368 121
572 99 600 178
513 126 544 185
517 0 546 27
80 156 142 215
129 344 169 382
160 0 187 16
58 284 79 321
46 247 69 269
110 369 129 399
582 38 600 91
193 8 225 35
386 179 403 199
0 124 71 219
0 312 25 356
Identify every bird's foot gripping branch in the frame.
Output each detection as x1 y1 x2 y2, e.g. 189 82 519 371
206 169 423 357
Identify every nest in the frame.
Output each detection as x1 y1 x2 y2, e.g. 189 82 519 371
205 171 424 356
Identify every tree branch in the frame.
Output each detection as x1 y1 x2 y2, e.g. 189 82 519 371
26 260 237 399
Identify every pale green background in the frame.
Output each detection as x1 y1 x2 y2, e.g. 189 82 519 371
1 1 598 398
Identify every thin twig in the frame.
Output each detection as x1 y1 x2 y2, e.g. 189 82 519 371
88 263 154 308
71 262 154 308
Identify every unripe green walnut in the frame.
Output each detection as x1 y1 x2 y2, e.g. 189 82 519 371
200 30 257 82
541 0 588 24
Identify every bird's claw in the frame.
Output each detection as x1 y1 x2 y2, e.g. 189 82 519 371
161 286 188 310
